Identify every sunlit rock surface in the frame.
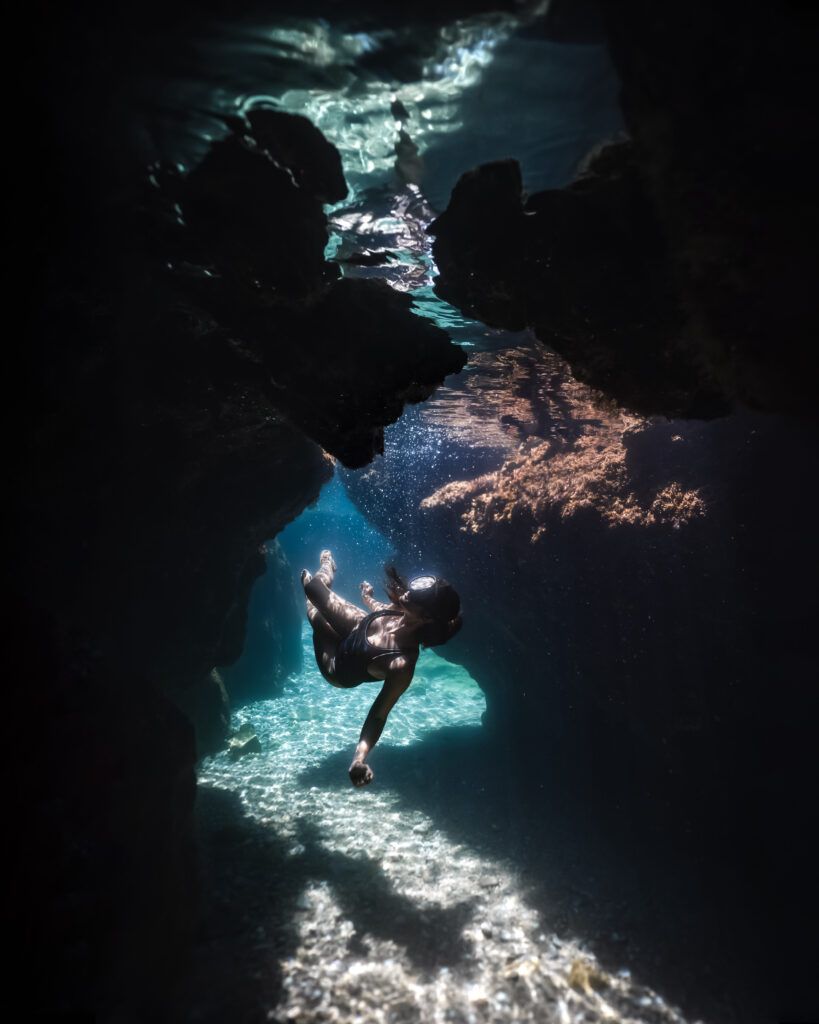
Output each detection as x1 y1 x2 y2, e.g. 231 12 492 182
171 626 694 1024
418 349 706 534
347 341 816 764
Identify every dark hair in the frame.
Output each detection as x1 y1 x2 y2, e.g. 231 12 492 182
384 566 463 648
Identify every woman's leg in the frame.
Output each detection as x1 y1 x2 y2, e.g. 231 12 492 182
306 601 338 643
302 550 365 637
306 604 339 682
313 549 336 589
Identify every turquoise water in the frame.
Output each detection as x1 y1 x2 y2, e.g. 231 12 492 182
214 620 486 771
199 472 698 1024
188 12 700 1023
200 624 692 1024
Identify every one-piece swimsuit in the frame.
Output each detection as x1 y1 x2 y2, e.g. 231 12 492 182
332 609 414 687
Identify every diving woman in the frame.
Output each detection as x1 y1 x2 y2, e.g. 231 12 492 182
301 551 462 787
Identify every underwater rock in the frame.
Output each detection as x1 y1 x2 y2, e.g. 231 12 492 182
597 0 819 417
227 723 262 761
166 112 341 297
242 107 347 205
186 274 466 468
428 146 728 419
219 541 303 707
20 92 463 1016
430 2 819 419
156 113 464 468
172 669 232 759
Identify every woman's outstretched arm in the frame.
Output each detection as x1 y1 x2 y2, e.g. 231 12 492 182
349 664 412 787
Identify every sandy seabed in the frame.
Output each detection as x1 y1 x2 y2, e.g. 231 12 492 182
169 626 700 1024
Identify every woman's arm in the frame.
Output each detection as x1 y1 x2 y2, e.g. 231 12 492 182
349 662 413 786
360 580 390 612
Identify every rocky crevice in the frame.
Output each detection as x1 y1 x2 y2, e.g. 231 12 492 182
15 103 465 1018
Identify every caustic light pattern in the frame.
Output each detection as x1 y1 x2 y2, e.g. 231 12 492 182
200 628 697 1024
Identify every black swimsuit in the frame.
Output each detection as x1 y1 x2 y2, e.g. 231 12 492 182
332 609 414 688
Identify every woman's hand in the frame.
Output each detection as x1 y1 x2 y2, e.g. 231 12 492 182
349 760 374 787
360 581 385 612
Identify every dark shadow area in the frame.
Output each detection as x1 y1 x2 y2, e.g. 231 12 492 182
300 724 784 1024
166 785 301 1024
295 819 474 970
169 784 475 1021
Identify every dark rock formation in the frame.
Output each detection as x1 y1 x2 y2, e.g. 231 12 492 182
598 0 819 416
429 147 728 418
218 541 303 708
429 2 819 419
17 91 464 1019
154 111 465 466
173 670 232 760
10 603 198 1021
227 723 263 761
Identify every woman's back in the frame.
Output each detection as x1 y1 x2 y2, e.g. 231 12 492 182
333 609 415 687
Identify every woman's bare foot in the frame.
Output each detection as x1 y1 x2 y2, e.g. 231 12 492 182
320 549 336 572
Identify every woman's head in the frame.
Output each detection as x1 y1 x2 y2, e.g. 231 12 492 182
385 566 462 647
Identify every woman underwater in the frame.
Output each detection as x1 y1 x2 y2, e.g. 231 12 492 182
301 551 462 787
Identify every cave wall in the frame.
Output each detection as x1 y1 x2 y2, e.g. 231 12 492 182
429 0 819 419
343 4 819 1013
598 0 819 416
413 0 819 870
344 347 816 791
218 540 304 708
17 83 464 1017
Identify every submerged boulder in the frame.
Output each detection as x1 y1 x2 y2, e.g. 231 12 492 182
227 723 262 761
428 146 727 418
155 110 466 468
598 0 819 417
